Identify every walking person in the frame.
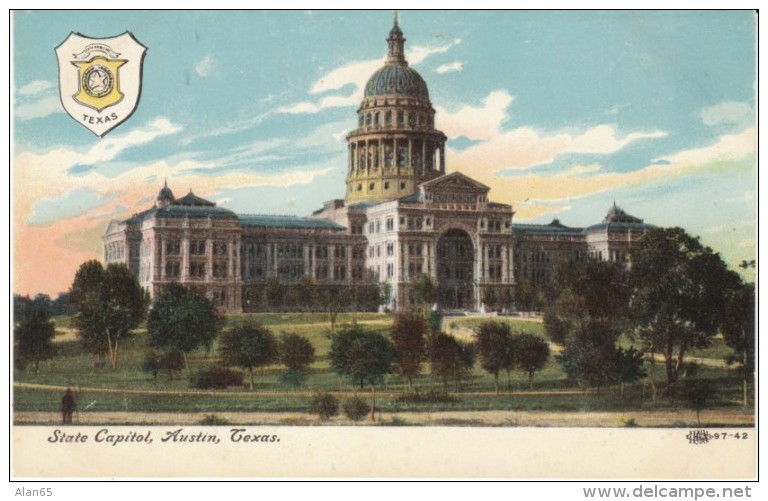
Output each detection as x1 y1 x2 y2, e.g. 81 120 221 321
61 386 76 424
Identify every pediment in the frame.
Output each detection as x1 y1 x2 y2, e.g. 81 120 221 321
420 172 490 193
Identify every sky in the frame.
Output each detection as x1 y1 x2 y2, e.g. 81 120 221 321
11 10 757 296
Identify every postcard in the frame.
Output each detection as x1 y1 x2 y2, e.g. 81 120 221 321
11 10 757 481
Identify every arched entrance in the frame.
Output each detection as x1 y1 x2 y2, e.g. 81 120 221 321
437 229 475 310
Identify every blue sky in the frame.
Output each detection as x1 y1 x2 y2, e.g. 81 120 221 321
12 10 756 295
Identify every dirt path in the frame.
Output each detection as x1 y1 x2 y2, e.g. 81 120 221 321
13 408 754 427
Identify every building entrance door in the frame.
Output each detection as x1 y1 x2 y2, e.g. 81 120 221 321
437 229 475 310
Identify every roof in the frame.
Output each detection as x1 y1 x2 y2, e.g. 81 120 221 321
364 64 429 99
174 191 216 207
514 220 584 236
583 222 656 233
238 214 345 230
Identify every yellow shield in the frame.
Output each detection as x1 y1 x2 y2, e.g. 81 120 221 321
71 56 127 112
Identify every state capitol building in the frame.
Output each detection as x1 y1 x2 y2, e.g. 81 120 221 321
104 17 654 313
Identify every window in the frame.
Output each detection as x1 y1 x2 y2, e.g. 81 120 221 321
333 265 346 281
387 263 394 279
166 240 181 256
334 246 346 259
315 246 328 259
384 181 390 190
212 262 227 279
165 261 180 278
400 181 406 191
385 217 394 231
189 261 206 278
369 182 375 191
213 241 228 256
387 242 394 257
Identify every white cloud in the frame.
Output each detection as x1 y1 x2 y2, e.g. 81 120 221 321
281 39 462 115
699 101 754 127
18 80 54 96
440 90 667 171
436 61 464 74
15 95 62 120
437 90 514 141
195 55 216 77
407 38 461 64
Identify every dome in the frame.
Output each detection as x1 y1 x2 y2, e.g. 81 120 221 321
155 180 175 207
364 64 429 99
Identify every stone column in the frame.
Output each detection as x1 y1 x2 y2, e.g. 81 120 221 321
160 237 166 280
440 145 446 173
182 234 189 281
206 239 213 280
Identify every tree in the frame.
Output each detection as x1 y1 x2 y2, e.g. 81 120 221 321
296 277 320 311
683 379 717 425
278 332 316 371
70 260 147 369
263 276 286 311
219 322 278 389
14 308 56 374
513 333 550 390
475 321 513 394
721 281 755 407
308 393 339 421
329 325 395 421
558 324 619 393
628 228 742 395
411 274 437 308
390 310 427 390
330 325 395 389
278 332 316 388
615 346 647 396
147 283 222 370
343 397 371 422
429 333 475 391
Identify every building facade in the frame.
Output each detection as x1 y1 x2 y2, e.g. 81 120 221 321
104 18 653 313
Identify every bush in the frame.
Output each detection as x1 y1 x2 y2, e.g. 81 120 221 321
343 397 370 421
190 366 243 389
308 393 339 421
199 414 230 425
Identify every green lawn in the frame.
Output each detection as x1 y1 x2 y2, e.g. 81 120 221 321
12 313 750 416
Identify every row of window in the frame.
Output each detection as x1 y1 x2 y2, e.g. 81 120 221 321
359 110 433 128
356 180 408 192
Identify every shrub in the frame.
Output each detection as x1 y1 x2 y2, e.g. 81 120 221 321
190 366 243 389
199 414 230 425
343 397 370 421
308 393 339 421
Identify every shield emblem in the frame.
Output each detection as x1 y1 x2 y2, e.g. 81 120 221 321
55 32 146 137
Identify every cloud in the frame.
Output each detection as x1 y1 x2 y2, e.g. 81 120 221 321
18 80 54 96
439 90 667 173
436 61 464 74
180 111 273 144
699 101 754 128
15 95 62 120
28 188 113 226
407 39 461 65
280 39 462 115
437 90 514 141
195 55 216 77
451 126 754 221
